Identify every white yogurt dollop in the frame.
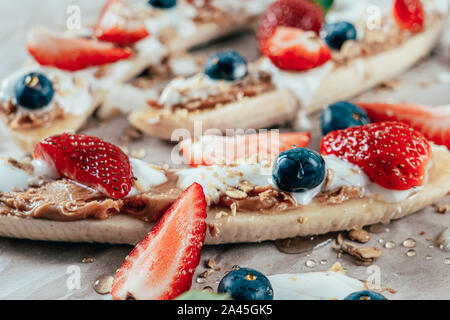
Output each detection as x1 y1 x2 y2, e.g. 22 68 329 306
269 271 366 300
175 155 428 206
0 66 93 116
259 58 333 108
158 73 230 106
0 157 59 192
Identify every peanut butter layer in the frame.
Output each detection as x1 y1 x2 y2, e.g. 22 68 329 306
0 178 179 222
0 172 363 222
0 100 65 130
149 71 275 112
332 11 442 66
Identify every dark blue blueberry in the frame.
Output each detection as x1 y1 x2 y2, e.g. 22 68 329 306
272 148 325 193
344 290 388 300
204 51 248 81
321 101 370 135
148 0 176 9
324 21 357 50
14 72 54 110
218 267 273 300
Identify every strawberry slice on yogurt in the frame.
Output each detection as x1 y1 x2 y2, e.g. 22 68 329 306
26 27 132 71
94 0 150 46
34 133 133 199
261 26 331 71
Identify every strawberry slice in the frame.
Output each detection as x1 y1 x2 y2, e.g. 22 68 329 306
261 26 331 71
179 132 311 167
321 121 431 190
111 183 207 300
34 133 133 199
94 0 150 46
357 102 450 149
257 0 324 48
26 27 132 71
392 0 424 33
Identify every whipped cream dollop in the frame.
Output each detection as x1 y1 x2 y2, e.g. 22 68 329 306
259 58 333 108
158 73 230 106
0 156 169 197
0 157 58 192
0 66 93 116
129 158 168 195
269 271 366 300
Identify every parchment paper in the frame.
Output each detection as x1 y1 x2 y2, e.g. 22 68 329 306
0 1 448 300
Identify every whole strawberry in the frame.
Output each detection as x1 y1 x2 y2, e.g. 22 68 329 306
321 122 431 190
34 133 133 199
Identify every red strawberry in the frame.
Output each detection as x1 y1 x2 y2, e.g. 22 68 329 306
111 183 207 300
180 132 311 167
262 26 331 71
392 0 424 33
94 0 150 46
257 0 324 50
34 133 132 199
357 102 450 149
321 121 431 190
26 27 132 71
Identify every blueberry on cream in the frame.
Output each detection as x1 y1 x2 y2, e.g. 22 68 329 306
218 267 273 300
344 290 388 300
14 72 54 110
321 101 370 135
324 21 357 50
272 148 326 193
205 51 248 81
148 0 177 9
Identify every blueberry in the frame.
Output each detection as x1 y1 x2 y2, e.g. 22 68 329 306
272 148 326 193
324 21 357 50
14 72 54 110
204 51 248 81
344 290 388 300
148 0 176 9
218 267 273 300
321 101 370 135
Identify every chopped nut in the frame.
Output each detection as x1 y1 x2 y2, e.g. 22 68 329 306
199 269 215 278
208 223 220 237
230 202 237 216
121 126 143 142
297 216 307 224
433 203 449 214
324 168 335 189
348 228 371 243
133 180 147 193
215 211 228 219
131 148 146 159
225 189 247 200
334 241 382 265
81 256 96 263
237 181 255 193
205 258 216 269
336 233 344 245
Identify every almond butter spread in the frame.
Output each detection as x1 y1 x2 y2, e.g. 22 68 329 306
0 169 363 222
0 177 180 222
0 99 65 130
332 11 442 66
149 71 274 112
